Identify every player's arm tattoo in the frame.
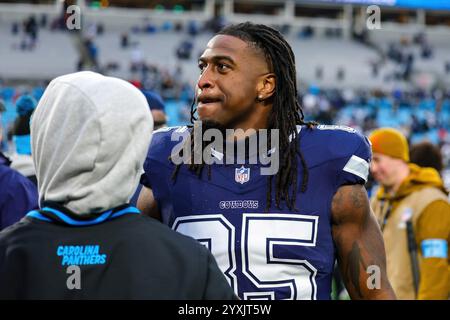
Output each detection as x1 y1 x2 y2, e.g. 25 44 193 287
331 184 396 300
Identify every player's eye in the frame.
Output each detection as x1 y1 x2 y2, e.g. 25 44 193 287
198 62 206 74
217 63 230 72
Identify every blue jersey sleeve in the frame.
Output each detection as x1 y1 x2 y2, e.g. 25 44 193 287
333 132 372 187
0 170 38 229
140 126 189 196
306 125 372 188
141 127 175 188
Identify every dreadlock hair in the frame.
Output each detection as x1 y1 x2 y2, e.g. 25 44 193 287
169 22 317 211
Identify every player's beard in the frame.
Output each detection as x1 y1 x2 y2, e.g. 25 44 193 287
198 100 256 129
196 104 259 160
225 103 257 131
200 119 227 135
198 121 262 161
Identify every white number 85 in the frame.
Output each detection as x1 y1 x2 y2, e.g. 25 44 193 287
172 213 319 300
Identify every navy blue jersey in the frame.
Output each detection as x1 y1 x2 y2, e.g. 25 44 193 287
0 153 38 230
142 124 372 300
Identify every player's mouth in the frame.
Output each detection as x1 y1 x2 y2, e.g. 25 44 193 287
197 96 223 107
197 96 223 118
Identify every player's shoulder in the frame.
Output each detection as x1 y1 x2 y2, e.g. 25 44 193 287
148 125 190 160
152 125 190 143
300 124 371 163
306 124 366 143
0 163 35 196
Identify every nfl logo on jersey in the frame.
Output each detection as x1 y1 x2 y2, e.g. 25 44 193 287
235 166 250 184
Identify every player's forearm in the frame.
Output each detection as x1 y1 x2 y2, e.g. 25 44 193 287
335 237 396 300
331 185 396 300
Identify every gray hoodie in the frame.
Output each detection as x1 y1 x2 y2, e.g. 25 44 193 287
31 71 153 215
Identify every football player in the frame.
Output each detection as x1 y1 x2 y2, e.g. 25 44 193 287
138 22 396 300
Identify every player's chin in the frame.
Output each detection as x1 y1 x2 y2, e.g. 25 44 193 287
197 102 222 121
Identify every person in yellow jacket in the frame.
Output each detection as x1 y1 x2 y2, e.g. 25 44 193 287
369 128 450 300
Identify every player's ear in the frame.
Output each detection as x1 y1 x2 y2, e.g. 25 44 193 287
256 73 276 102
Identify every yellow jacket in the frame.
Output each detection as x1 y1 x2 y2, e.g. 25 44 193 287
371 163 450 300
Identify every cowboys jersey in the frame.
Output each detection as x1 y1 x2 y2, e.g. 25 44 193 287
141 124 372 300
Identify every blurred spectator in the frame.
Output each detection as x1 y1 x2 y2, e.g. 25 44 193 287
337 67 345 81
11 22 19 35
86 39 99 69
97 23 104 36
206 16 226 33
40 14 47 28
141 90 167 130
145 22 157 33
315 66 323 80
161 21 174 32
176 39 194 60
387 42 403 64
299 25 314 39
369 128 450 300
421 43 433 59
120 33 129 48
352 27 368 44
0 118 38 230
442 142 450 169
130 43 144 72
410 141 443 174
86 23 98 40
76 38 99 72
8 95 37 185
187 21 199 36
0 100 5 151
21 15 39 51
445 61 450 74
370 60 380 77
316 94 333 124
129 75 143 90
280 24 290 35
413 32 426 46
174 22 183 32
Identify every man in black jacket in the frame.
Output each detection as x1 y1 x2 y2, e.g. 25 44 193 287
0 71 236 300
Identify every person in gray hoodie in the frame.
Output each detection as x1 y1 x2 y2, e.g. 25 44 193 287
0 71 236 300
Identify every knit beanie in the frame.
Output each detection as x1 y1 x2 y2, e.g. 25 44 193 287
368 127 409 162
16 94 37 116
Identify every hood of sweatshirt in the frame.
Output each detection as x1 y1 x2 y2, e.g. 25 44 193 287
31 71 153 216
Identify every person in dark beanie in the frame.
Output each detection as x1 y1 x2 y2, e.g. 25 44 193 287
141 90 167 130
0 153 38 231
0 121 38 230
0 71 236 300
9 94 37 184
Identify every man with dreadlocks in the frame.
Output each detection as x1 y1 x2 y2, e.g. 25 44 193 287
137 22 395 300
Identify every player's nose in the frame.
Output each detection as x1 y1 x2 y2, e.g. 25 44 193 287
197 67 215 90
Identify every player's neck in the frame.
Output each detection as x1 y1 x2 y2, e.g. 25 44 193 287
227 127 260 141
227 107 270 142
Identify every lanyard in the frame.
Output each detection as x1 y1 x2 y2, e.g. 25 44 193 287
380 199 392 231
